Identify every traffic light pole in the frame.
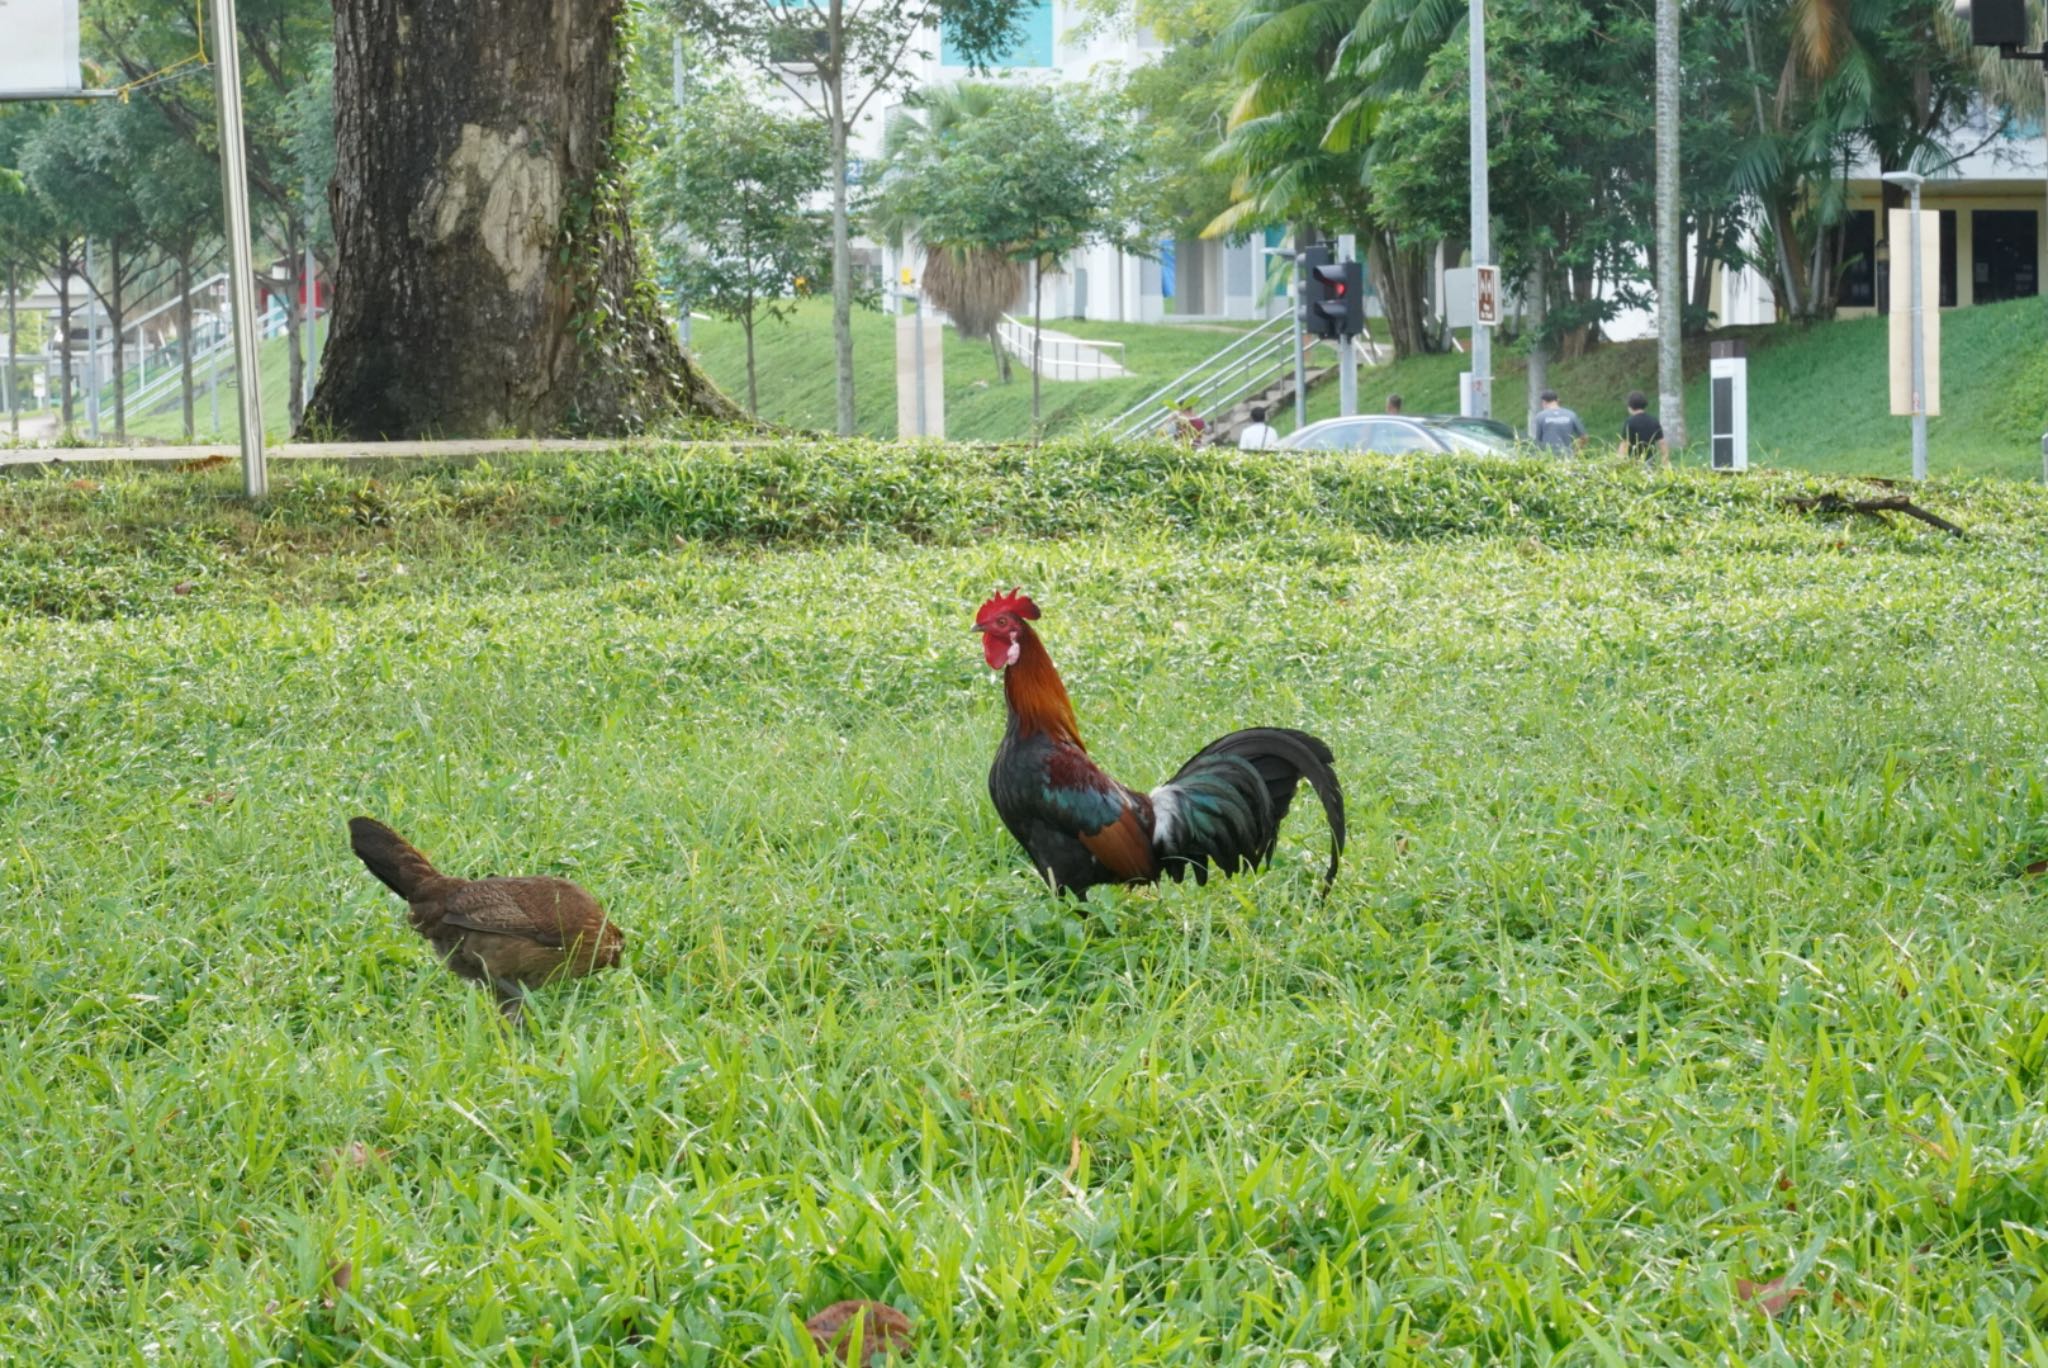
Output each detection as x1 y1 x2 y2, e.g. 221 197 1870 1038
1293 245 1315 431
1337 233 1358 417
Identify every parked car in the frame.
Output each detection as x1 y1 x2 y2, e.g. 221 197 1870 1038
1279 415 1514 456
1424 413 1519 444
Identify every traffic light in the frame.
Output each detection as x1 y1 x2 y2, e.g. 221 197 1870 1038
1957 0 2029 47
1306 260 1365 340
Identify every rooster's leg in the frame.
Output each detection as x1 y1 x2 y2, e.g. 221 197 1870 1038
492 977 529 1025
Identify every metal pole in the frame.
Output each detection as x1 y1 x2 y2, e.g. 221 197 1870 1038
912 287 926 436
209 0 267 496
672 32 690 348
84 238 100 440
1337 232 1358 417
1467 0 1491 419
1292 245 1308 430
1907 181 1927 481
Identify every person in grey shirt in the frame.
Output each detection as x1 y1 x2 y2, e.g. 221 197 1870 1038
1529 389 1587 454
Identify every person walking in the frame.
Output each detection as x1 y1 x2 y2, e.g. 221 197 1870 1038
1530 389 1587 455
1618 390 1670 466
1237 404 1280 450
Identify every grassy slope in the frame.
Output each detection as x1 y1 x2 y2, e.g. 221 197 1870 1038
684 300 1249 441
1318 296 2048 479
121 331 302 445
3 444 2048 1362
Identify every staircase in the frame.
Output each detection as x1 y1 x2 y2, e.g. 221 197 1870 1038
1205 364 1336 446
1102 313 1386 446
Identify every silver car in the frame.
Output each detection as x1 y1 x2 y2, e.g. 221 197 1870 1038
1279 415 1514 456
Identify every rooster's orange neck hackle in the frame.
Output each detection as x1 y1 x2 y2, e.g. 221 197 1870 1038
975 588 1084 749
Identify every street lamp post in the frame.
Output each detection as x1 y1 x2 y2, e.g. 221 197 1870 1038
1881 170 1927 481
1467 0 1491 419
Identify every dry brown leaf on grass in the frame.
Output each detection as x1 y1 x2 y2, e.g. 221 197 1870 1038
68 478 100 492
805 1301 913 1365
1735 1274 1805 1317
175 453 230 473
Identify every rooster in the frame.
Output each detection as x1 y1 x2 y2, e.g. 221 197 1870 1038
348 816 623 1021
974 590 1345 899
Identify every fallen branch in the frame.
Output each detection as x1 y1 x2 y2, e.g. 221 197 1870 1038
1781 491 1965 537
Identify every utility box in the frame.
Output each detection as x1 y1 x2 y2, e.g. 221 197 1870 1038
1709 339 1748 472
1459 371 1489 419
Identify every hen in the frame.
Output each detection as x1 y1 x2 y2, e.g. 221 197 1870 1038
975 590 1345 899
348 816 623 1020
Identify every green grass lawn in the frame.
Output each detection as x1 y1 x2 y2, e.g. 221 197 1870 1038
4 442 2048 1361
684 300 1251 441
1324 295 2048 480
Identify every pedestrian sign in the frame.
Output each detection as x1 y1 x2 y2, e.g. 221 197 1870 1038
1474 265 1500 327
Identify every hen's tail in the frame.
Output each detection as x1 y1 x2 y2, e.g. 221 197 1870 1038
348 816 442 899
1152 728 1346 891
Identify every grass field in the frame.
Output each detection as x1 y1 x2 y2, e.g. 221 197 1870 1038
1326 296 2048 481
683 301 1251 442
4 441 2048 1362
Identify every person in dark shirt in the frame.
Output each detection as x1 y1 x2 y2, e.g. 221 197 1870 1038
1619 391 1668 466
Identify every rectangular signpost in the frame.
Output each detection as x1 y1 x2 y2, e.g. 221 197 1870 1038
0 0 83 98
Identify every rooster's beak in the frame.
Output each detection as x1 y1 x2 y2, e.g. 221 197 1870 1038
970 623 989 634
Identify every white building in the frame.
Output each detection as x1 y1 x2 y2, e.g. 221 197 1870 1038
761 0 1287 324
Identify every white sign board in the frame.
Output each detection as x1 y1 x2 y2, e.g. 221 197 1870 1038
1474 265 1501 327
1886 208 1941 417
0 0 82 96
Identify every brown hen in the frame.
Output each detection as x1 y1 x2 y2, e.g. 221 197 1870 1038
348 816 622 1021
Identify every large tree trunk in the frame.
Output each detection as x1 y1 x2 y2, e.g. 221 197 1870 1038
1653 0 1685 446
306 0 737 439
177 256 196 442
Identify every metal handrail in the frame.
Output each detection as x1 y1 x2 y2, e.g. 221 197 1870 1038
1102 311 1296 437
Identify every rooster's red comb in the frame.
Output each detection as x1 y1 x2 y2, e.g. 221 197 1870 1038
975 587 1040 624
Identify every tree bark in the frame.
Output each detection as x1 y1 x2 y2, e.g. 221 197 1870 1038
1366 229 1433 359
177 256 196 442
743 310 758 416
108 240 127 441
305 0 737 439
285 214 306 431
55 254 72 433
1030 258 1043 434
1653 0 1685 446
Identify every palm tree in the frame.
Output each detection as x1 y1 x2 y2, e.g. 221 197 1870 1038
870 83 1027 382
1208 0 1441 359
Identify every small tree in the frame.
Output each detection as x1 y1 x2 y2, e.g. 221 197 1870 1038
645 83 829 415
673 0 1037 436
869 83 1127 430
125 107 222 442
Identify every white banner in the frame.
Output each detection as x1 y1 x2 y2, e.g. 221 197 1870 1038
0 0 82 96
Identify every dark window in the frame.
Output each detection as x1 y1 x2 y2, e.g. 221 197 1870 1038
1838 210 1876 308
1939 210 1957 308
1972 210 2040 304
